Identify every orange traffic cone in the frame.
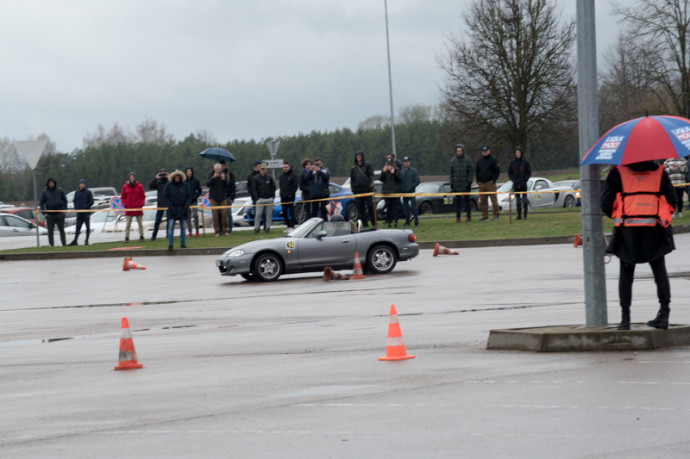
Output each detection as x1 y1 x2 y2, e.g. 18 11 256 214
573 234 583 247
323 266 350 281
114 317 143 370
379 304 415 361
122 257 147 271
350 252 365 279
433 242 459 256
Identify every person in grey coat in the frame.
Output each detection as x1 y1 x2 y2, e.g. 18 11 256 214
449 144 473 222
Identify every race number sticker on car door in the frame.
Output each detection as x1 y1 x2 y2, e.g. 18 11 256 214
285 240 295 252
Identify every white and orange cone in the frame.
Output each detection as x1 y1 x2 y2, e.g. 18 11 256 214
123 257 147 271
323 266 350 281
350 251 365 279
573 234 583 247
114 317 143 370
433 243 459 256
379 304 415 361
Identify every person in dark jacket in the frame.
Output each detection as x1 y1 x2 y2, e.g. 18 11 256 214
508 147 532 220
206 163 230 236
305 158 330 219
39 177 68 247
601 161 677 330
184 167 202 237
149 168 169 241
247 160 262 228
279 162 298 228
163 170 192 250
400 156 420 226
378 157 401 227
251 164 277 233
476 145 500 220
223 163 237 234
299 158 312 222
350 151 376 227
449 143 474 222
70 179 94 246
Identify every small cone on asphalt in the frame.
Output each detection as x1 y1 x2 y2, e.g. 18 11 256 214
114 317 143 370
379 304 415 361
323 266 350 281
350 252 365 279
123 257 147 271
573 234 583 247
433 242 459 256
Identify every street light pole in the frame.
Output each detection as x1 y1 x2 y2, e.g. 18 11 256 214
384 0 397 157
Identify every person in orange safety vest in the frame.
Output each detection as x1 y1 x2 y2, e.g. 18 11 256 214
601 161 677 331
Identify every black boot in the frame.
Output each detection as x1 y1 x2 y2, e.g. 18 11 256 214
617 307 630 330
516 203 522 220
523 205 528 220
647 305 670 330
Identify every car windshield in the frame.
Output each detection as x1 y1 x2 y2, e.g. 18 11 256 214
285 218 322 238
416 183 439 193
497 178 535 192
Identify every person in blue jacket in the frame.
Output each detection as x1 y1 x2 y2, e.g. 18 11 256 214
163 170 192 250
70 179 94 246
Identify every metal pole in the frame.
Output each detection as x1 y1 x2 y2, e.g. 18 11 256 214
33 169 40 248
384 0 397 157
577 0 607 326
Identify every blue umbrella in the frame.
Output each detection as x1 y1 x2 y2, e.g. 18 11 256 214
199 147 236 162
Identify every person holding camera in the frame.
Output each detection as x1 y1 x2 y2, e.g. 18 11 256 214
379 157 401 227
149 168 169 241
305 158 330 219
206 163 230 236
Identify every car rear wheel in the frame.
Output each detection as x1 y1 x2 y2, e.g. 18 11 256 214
253 253 282 281
420 201 433 214
563 195 576 208
367 244 397 274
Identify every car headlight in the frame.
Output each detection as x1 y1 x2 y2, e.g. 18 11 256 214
226 249 245 258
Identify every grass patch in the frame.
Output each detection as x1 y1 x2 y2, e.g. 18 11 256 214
1 209 615 255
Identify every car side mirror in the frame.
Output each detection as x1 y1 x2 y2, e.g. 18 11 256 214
28 222 35 229
316 230 327 239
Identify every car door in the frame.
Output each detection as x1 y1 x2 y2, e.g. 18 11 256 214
440 183 454 213
295 221 357 268
2 215 33 236
530 179 552 208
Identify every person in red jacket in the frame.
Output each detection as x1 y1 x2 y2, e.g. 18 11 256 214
121 172 146 242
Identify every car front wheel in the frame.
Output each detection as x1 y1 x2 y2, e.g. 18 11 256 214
420 201 433 214
367 244 397 274
253 253 283 281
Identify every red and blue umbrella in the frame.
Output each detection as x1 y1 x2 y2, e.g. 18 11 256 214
581 115 690 166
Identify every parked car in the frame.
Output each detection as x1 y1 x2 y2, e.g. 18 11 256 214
244 183 357 225
553 180 582 206
100 206 167 233
216 217 419 281
376 181 480 220
0 207 45 227
0 213 48 237
66 186 118 208
487 177 579 212
200 196 252 228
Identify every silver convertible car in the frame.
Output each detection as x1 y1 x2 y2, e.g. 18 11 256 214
216 217 420 281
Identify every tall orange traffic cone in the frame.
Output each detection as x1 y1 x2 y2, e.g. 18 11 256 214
323 266 350 281
379 304 415 361
122 257 147 271
114 317 143 370
573 234 583 247
433 242 459 256
350 252 365 279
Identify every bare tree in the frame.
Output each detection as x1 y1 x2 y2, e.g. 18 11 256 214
357 115 391 131
440 0 575 156
136 117 174 144
82 123 133 148
614 0 690 118
398 104 434 124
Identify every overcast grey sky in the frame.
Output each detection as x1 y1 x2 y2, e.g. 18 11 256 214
1 0 618 153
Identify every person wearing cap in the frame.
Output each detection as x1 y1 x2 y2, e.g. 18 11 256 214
350 151 376 227
69 179 94 246
400 156 420 226
449 144 473 222
378 157 401 227
508 147 532 220
149 168 169 241
476 145 500 220
39 177 68 247
121 172 146 242
251 164 276 233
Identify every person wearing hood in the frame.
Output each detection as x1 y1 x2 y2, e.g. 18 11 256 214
378 157 401 227
121 172 146 243
601 160 677 331
39 177 68 247
163 170 192 250
70 179 94 246
149 168 169 241
184 167 202 237
350 151 376 227
449 143 473 222
508 147 532 220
